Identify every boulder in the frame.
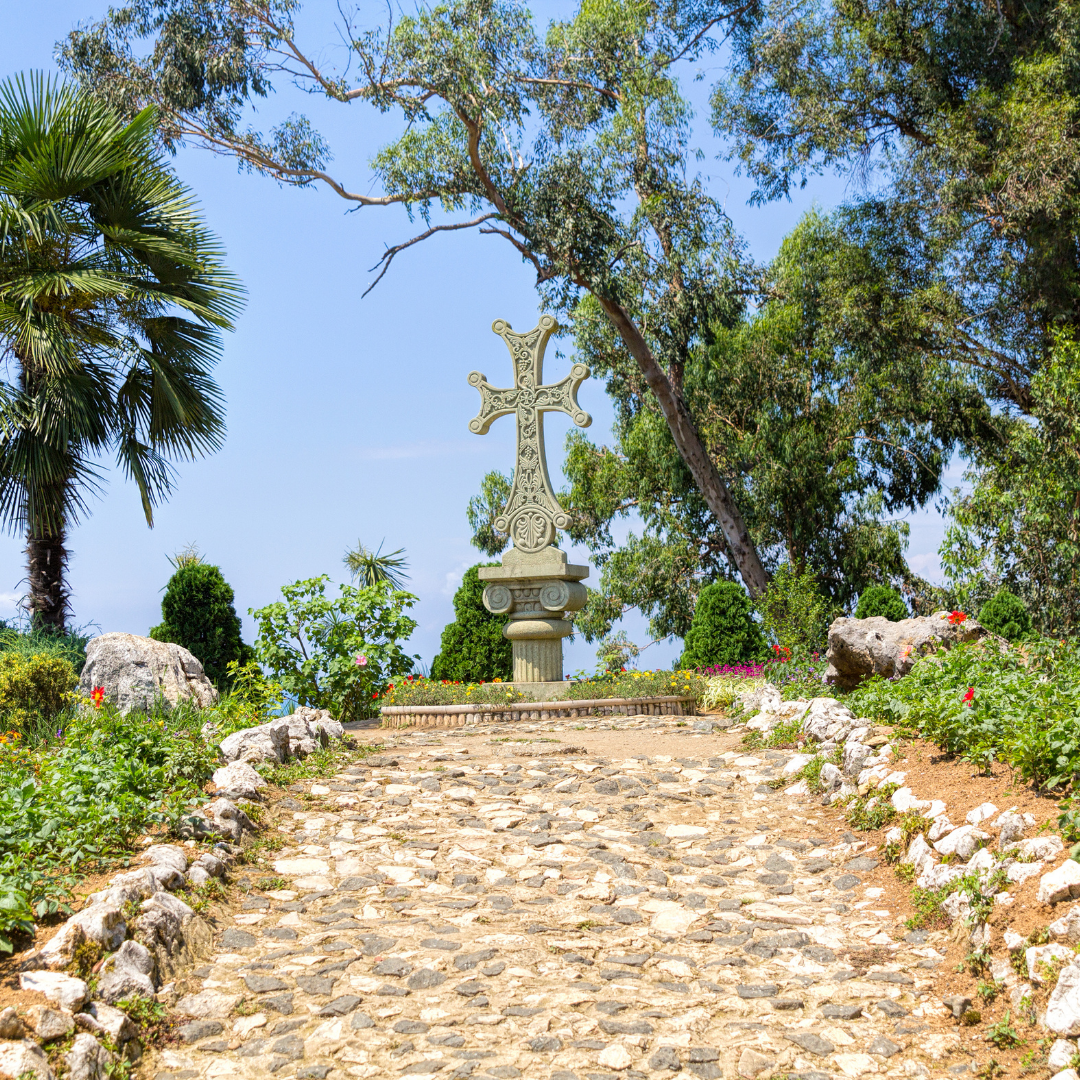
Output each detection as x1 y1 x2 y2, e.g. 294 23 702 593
203 798 254 843
219 718 290 765
133 893 211 983
19 971 88 1012
1041 861 1080 905
37 903 126 968
933 825 989 861
0 1040 55 1080
26 1006 74 1042
997 811 1026 847
78 1003 139 1053
98 941 156 1003
78 633 218 713
88 868 158 909
212 761 266 801
825 611 993 689
64 1033 115 1080
1048 963 1080 1035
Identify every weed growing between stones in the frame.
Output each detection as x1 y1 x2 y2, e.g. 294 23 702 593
260 738 375 786
986 1010 1025 1048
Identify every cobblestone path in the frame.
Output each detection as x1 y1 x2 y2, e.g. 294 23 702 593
157 716 966 1080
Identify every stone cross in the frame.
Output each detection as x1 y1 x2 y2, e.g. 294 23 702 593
468 315 591 554
468 315 592 690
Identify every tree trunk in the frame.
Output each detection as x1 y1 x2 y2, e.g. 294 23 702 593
26 526 69 631
595 295 770 597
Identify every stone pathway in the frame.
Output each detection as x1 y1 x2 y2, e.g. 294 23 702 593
155 715 969 1080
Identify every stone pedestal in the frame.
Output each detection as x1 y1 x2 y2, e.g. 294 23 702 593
479 548 588 685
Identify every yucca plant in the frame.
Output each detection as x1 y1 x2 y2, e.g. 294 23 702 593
0 73 242 629
343 539 409 590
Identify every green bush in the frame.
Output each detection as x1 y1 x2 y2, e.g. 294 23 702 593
848 638 1080 790
252 576 418 722
855 585 908 621
0 653 77 740
978 589 1032 642
431 565 513 683
0 623 88 674
679 581 765 669
756 563 832 655
150 562 254 688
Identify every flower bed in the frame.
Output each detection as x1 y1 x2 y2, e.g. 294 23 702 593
380 693 697 729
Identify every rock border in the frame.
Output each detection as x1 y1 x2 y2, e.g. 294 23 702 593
379 693 697 729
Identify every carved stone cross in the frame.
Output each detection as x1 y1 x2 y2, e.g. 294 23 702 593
468 315 592 553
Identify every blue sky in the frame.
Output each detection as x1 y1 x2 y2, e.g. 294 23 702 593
0 1 959 671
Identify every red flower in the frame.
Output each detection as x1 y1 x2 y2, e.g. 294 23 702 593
90 686 105 708
948 610 968 625
372 692 378 699
962 687 975 706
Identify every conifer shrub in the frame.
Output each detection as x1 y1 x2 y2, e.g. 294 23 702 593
977 589 1031 643
679 581 765 669
431 565 512 683
855 584 908 622
150 563 253 688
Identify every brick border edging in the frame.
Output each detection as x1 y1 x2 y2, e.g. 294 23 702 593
379 694 697 729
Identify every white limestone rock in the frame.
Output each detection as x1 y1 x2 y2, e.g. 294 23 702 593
842 741 871 778
37 903 126 969
903 834 936 876
802 698 858 744
819 763 842 792
933 825 989 861
19 971 88 1012
65 1033 115 1080
891 787 931 813
1027 944 1075 984
1051 906 1080 944
219 718 290 765
0 1040 55 1080
1049 1040 1078 1073
928 816 956 842
1048 963 1080 1035
996 810 1026 847
1009 861 1045 886
1041 861 1080 905
735 684 782 717
212 760 267 801
967 848 996 873
1013 835 1065 862
825 610 993 689
78 633 217 714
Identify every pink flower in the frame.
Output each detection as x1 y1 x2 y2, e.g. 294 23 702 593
355 654 368 667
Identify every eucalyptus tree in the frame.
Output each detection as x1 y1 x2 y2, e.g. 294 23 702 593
0 73 241 628
60 0 774 593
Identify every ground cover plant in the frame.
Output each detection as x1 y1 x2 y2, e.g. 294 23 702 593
848 639 1080 790
0 696 220 952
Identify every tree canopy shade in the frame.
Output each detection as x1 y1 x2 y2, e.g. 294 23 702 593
712 0 1080 417
0 73 241 628
61 0 783 595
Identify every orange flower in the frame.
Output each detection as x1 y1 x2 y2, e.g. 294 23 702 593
948 610 967 625
91 686 105 708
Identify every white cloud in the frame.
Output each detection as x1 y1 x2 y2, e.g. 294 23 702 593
442 561 471 597
0 592 22 618
907 552 944 581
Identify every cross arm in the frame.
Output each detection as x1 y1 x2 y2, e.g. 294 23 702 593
467 372 518 435
536 363 593 428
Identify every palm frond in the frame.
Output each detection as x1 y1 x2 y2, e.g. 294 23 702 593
343 540 410 590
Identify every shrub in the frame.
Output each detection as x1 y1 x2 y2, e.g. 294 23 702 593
0 653 77 740
679 582 765 669
855 585 908 622
150 562 253 688
430 565 512 683
252 576 418 722
756 563 832 655
978 589 1031 642
848 638 1080 790
0 622 89 674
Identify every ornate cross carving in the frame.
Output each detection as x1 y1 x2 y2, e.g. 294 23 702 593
468 315 591 554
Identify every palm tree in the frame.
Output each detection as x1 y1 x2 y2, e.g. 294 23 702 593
343 540 410 590
0 73 242 629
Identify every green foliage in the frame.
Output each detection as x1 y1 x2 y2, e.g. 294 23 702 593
467 472 513 558
756 563 832 656
252 576 418 722
680 582 765 669
0 696 219 952
855 585 908 622
0 73 241 629
150 562 253 688
380 677 525 708
0 623 89 674
0 653 77 741
430 565 512 684
986 1012 1024 1050
203 661 287 741
845 784 900 831
595 631 640 675
343 540 409 590
977 590 1033 644
942 336 1080 635
849 639 1080 791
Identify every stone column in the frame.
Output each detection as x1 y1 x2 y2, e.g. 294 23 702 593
479 548 588 695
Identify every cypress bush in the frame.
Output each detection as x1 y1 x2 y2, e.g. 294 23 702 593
679 581 765 669
431 565 512 683
150 563 253 688
978 589 1032 642
855 585 908 622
